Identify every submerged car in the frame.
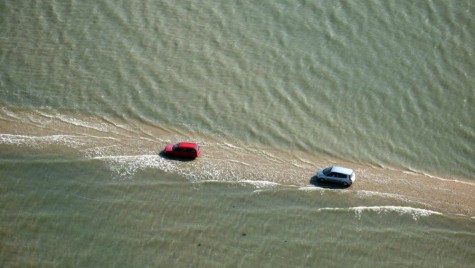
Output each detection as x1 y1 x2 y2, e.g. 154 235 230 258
316 166 356 187
163 142 201 159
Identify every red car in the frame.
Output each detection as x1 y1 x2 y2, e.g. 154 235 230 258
163 142 201 159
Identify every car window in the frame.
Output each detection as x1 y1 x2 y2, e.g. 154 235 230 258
323 168 332 175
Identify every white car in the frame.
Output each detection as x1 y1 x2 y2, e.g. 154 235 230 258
316 166 356 187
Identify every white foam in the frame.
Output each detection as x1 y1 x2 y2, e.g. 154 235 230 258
298 186 338 193
0 134 85 148
35 111 120 133
55 114 111 132
93 154 285 184
298 186 320 192
194 179 227 184
402 170 475 186
354 190 434 208
317 206 442 220
297 158 313 165
355 190 410 202
0 134 121 152
92 154 178 179
223 142 241 149
240 180 281 189
0 107 21 120
291 162 305 168
228 160 251 166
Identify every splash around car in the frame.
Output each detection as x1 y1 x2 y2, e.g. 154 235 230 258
163 142 201 159
316 166 356 187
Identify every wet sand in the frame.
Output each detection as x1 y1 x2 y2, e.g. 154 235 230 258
1 108 474 217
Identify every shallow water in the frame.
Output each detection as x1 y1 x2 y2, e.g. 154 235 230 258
1 155 474 267
1 1 474 267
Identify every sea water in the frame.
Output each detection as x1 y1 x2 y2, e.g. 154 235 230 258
1 1 474 267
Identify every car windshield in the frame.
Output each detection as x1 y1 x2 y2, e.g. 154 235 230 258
173 144 179 151
322 167 332 175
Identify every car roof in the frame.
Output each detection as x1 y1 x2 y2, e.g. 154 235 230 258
331 166 354 175
177 142 198 149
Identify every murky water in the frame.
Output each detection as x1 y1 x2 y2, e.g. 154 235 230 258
1 1 474 267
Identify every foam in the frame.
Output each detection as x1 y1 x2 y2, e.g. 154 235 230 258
355 190 410 202
194 179 228 184
316 206 442 220
291 162 305 168
92 154 282 185
31 110 119 133
55 114 111 132
92 154 227 182
403 171 475 186
223 142 241 149
298 186 342 193
0 107 21 120
240 180 281 189
298 186 321 192
228 160 251 166
92 154 178 179
297 158 313 165
0 134 122 152
0 134 85 149
260 150 281 162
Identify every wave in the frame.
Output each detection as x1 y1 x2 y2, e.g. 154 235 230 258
316 206 442 220
240 180 281 189
0 133 120 149
403 170 475 186
228 159 251 166
38 112 111 132
355 190 410 202
0 134 86 149
196 179 283 190
223 142 242 150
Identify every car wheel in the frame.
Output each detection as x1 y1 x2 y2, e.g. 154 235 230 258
342 182 349 187
318 178 325 183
